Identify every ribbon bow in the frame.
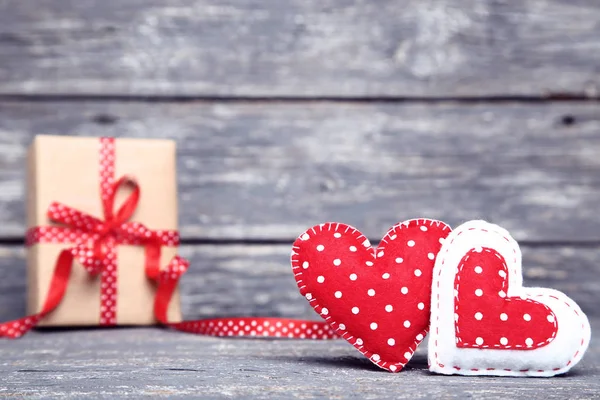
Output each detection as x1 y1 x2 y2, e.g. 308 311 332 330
47 175 164 280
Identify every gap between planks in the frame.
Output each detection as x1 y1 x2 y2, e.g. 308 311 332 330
0 94 599 104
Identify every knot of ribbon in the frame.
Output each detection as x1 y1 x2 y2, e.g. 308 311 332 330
47 175 164 280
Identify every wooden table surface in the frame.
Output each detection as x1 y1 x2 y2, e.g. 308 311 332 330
0 321 598 399
0 0 599 398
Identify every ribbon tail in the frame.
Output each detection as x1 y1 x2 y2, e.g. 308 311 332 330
144 243 161 281
0 249 75 339
154 256 339 339
169 317 339 339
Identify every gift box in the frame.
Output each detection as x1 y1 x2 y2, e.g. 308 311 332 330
25 135 182 327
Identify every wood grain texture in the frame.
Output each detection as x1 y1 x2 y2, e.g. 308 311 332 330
0 100 599 241
0 0 599 97
0 324 598 399
1 243 599 323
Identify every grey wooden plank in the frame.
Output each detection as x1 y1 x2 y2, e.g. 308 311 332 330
1 100 600 241
0 322 598 399
0 0 599 97
1 243 599 322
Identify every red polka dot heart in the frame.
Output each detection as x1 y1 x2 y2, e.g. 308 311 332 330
291 219 452 372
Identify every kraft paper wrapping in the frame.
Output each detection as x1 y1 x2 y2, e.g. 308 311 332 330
26 135 182 326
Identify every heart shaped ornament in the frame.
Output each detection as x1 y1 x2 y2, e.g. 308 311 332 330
291 219 451 372
429 220 591 377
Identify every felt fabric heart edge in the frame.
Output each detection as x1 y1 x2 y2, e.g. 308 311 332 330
428 220 591 377
291 218 451 373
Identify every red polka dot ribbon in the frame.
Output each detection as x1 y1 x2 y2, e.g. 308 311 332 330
0 137 334 339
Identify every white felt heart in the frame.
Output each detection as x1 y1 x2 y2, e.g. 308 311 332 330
428 220 591 377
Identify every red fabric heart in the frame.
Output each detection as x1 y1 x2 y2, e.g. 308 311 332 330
455 247 558 350
292 219 451 372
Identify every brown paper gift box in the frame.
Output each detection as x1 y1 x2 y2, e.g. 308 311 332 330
26 135 182 327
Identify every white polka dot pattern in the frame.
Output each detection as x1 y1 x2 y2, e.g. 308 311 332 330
291 219 452 372
171 318 337 339
0 316 41 339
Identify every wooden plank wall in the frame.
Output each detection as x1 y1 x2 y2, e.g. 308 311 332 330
0 0 599 322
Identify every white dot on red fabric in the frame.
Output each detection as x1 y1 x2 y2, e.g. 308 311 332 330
498 270 507 278
302 261 309 269
474 265 483 274
349 246 357 252
390 234 397 240
365 261 373 266
334 233 342 238
500 313 508 321
321 308 329 315
401 287 408 295
385 305 393 312
475 289 483 296
476 337 484 345
335 291 342 298
547 315 555 323
474 312 483 320
416 333 424 341
414 269 422 277
372 354 380 361
407 240 415 247
417 302 425 310
305 293 312 300
420 225 428 231
370 322 378 330
387 338 395 346
362 239 371 247
338 324 346 330
317 276 325 283
349 273 357 281
333 259 341 266
404 352 412 360
498 290 506 298
316 244 324 251
403 320 411 328
390 365 397 372
382 273 390 279
352 307 360 314
427 252 435 260
356 338 363 345
395 257 403 264
500 337 508 345
523 313 531 321
526 338 533 346
367 289 375 296
377 251 384 258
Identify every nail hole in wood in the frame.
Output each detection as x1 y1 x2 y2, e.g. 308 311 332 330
92 114 118 125
562 115 576 126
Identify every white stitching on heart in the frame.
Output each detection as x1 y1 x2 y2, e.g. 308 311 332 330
292 218 450 373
